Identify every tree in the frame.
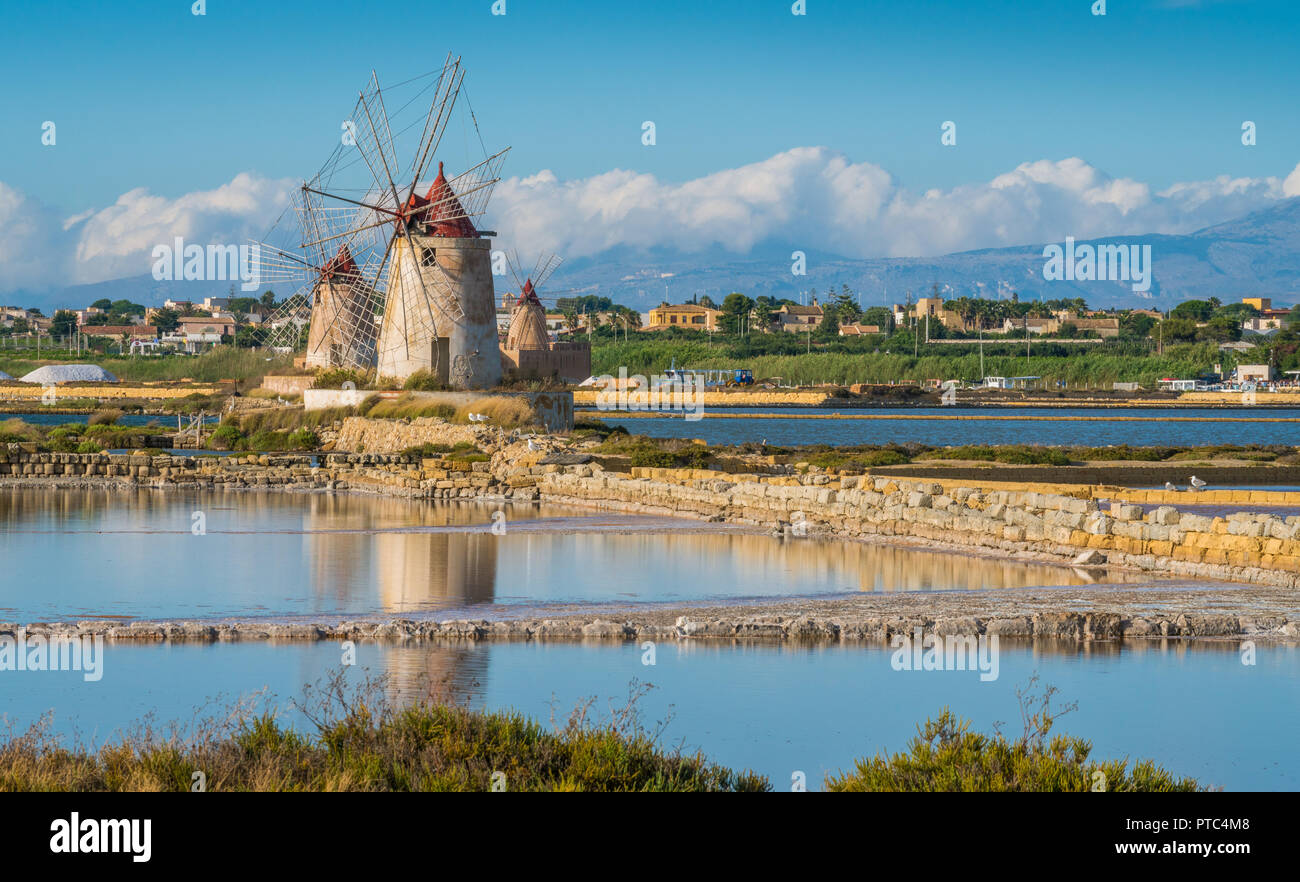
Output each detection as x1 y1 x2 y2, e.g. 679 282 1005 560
832 287 860 324
1120 313 1156 339
698 295 717 309
720 293 754 335
1198 314 1242 342
152 308 180 334
1171 299 1214 322
817 307 840 339
751 297 778 332
861 306 893 333
1161 316 1198 342
91 298 112 310
50 310 78 337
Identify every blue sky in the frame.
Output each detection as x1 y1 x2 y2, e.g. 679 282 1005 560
4 0 1296 205
2 0 1299 294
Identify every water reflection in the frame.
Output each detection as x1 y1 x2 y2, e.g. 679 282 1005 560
1 487 1161 622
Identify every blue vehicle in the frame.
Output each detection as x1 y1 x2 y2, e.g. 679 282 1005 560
662 359 755 387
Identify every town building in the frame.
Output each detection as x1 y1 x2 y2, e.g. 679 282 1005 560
643 303 722 331
775 303 824 331
80 324 158 342
1236 364 1275 383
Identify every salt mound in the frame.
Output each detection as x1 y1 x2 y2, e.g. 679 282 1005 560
0 370 13 381
20 364 120 384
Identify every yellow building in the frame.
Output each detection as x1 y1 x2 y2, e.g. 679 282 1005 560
1243 297 1272 311
644 303 722 331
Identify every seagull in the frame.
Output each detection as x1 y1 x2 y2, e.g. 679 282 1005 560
1189 475 1207 491
1164 482 1177 492
527 438 539 452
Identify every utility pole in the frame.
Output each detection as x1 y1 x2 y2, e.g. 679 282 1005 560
1025 316 1031 374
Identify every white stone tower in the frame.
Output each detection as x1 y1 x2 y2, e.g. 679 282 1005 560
376 163 501 388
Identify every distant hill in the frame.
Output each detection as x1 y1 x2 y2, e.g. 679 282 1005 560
13 197 1300 316
543 197 1300 311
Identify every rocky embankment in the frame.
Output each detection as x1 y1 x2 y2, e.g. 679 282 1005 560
5 436 1300 590
6 421 1300 642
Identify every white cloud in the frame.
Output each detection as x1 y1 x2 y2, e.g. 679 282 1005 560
489 147 1300 261
0 174 293 295
2 151 1299 298
0 182 68 291
69 173 293 284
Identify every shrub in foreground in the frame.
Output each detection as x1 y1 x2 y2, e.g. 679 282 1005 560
0 690 765 793
827 683 1203 793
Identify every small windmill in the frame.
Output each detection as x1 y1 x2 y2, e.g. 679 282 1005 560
254 56 510 386
253 186 386 368
503 252 563 350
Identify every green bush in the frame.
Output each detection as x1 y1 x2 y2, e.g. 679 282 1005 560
827 681 1203 793
287 428 320 450
402 369 447 392
917 445 1070 466
209 422 246 450
87 408 123 426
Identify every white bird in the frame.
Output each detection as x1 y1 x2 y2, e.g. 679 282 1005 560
527 438 538 452
1164 482 1177 492
1190 475 1207 491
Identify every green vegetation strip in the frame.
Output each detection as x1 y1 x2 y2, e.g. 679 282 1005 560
0 677 1199 792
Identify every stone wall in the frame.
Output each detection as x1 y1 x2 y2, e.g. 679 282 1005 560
332 416 487 455
535 469 1300 588
262 375 317 396
5 446 1300 588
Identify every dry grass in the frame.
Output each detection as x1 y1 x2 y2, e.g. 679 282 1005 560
452 396 541 430
0 674 766 793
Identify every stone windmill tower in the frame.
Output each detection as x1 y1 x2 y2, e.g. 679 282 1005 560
258 57 509 387
499 253 589 381
302 245 378 368
377 160 501 387
253 190 385 370
504 253 563 351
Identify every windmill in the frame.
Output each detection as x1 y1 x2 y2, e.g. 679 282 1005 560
253 186 386 369
255 56 509 387
503 252 563 351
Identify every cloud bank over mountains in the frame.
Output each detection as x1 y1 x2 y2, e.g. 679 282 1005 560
0 174 294 295
492 148 1300 262
3 147 1300 298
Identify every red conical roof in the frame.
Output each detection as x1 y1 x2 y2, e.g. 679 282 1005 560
322 244 359 281
520 278 541 305
419 162 479 238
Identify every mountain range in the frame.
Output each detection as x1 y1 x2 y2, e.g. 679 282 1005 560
13 197 1300 316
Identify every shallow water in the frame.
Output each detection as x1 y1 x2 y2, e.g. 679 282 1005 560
6 639 1296 791
0 488 1139 622
7 412 217 428
593 406 1300 447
